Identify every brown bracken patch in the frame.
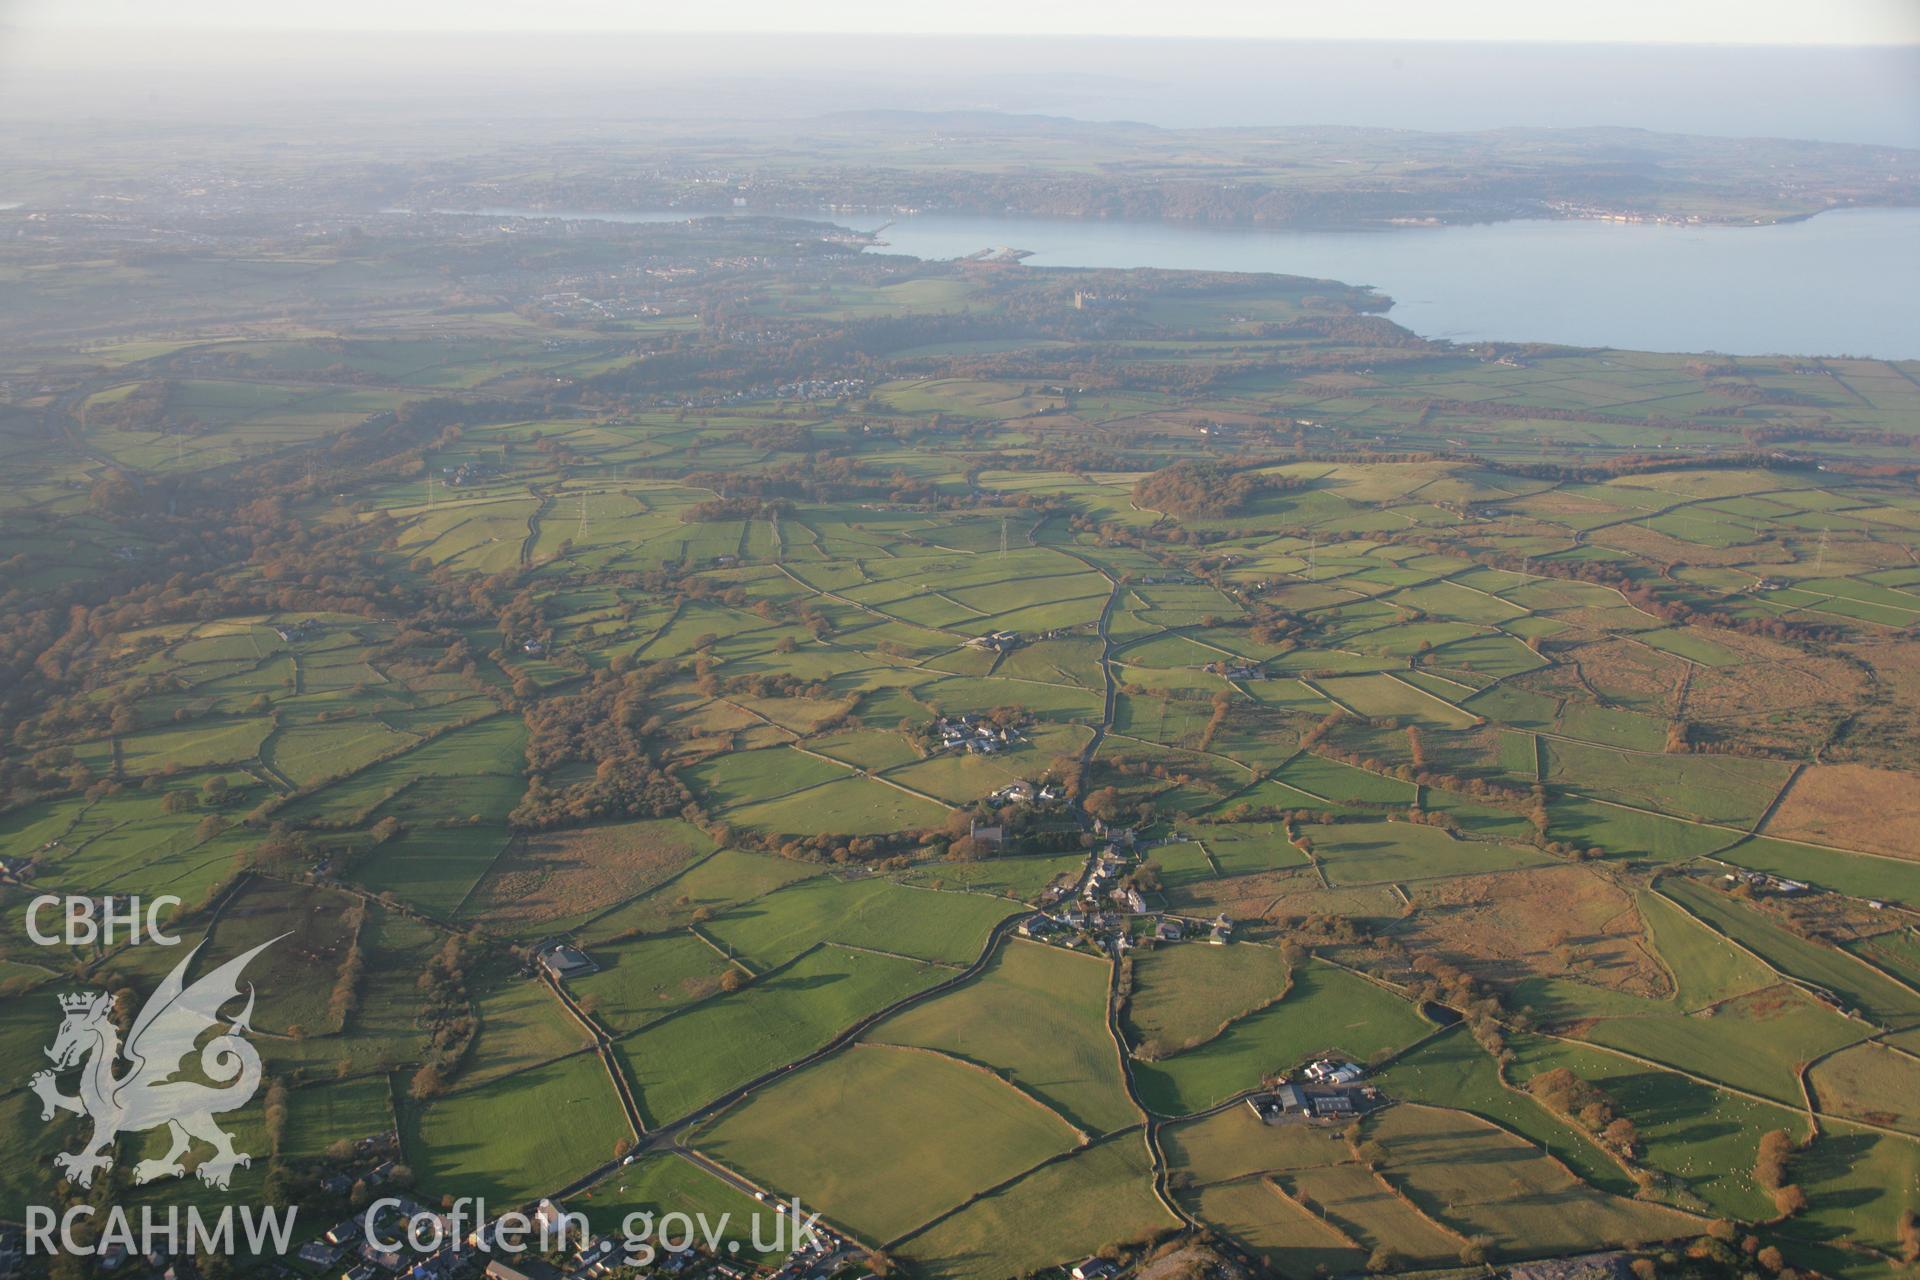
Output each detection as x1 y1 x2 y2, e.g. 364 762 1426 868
1682 628 1867 756
1402 864 1671 1000
1830 636 1920 769
1764 762 1920 861
462 818 713 928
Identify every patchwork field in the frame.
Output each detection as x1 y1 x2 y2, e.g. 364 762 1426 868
6 205 1920 1280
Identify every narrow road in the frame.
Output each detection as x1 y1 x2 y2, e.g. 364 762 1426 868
1079 572 1124 775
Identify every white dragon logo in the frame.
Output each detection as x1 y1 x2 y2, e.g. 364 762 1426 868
30 935 283 1190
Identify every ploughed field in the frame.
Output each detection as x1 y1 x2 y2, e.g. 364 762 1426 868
4 213 1920 1279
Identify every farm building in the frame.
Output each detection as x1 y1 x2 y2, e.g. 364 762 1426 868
1302 1058 1364 1085
539 944 598 979
965 630 1023 652
1248 1084 1310 1122
1248 1082 1382 1124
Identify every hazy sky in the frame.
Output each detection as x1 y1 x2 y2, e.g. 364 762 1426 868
9 0 1920 43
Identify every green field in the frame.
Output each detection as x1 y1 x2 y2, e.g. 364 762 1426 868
1134 962 1433 1115
695 1042 1082 1244
1125 940 1293 1058
871 938 1138 1134
403 1052 629 1205
616 946 947 1127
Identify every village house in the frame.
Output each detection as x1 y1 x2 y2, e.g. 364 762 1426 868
300 1241 343 1268
360 1242 404 1273
485 1261 564 1280
989 781 1034 806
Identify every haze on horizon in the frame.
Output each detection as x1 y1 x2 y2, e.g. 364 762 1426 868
10 0 1920 43
3 0 1918 146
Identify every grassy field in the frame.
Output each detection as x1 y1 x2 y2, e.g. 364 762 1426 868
1307 821 1550 887
1124 940 1293 1058
569 931 739 1034
694 1042 1082 1244
1367 1104 1702 1257
580 1153 788 1263
701 876 1016 968
901 1135 1176 1280
402 1052 629 1205
615 946 947 1128
870 938 1138 1134
1133 962 1433 1115
1187 1178 1365 1278
1508 1034 1805 1221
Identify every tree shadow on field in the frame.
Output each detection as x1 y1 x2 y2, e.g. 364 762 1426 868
1784 1130 1883 1223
